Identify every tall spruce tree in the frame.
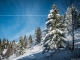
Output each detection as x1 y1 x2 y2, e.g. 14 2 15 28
17 36 25 55
2 38 6 49
27 35 32 48
0 39 1 45
5 43 12 58
12 40 16 54
0 39 2 55
64 4 78 51
5 39 9 49
42 4 67 54
24 35 27 48
35 27 42 44
65 5 78 33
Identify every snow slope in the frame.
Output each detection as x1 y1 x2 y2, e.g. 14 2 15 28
9 28 80 60
9 45 43 60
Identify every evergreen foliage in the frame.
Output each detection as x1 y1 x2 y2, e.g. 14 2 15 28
17 36 25 56
24 35 27 48
42 4 67 54
35 27 42 44
27 35 32 48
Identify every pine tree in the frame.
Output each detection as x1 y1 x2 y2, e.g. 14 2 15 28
64 4 78 51
24 35 27 48
0 39 2 55
5 43 13 58
7 39 9 45
12 40 16 54
17 36 25 56
5 39 9 49
12 40 15 48
34 27 42 44
42 4 67 54
0 39 4 55
27 35 32 48
0 39 1 45
65 5 78 34
1 43 4 54
2 38 6 49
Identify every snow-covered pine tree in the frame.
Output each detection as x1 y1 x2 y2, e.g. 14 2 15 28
6 39 9 48
24 35 27 48
5 42 13 58
34 27 42 44
2 38 6 49
17 36 25 56
64 4 79 51
0 42 4 55
42 4 67 55
12 40 17 54
5 44 11 58
0 39 2 55
65 5 78 34
27 35 32 48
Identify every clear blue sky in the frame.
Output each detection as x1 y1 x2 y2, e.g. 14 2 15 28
0 0 76 41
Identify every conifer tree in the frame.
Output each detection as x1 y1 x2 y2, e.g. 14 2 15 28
43 4 67 54
17 36 25 55
5 43 13 58
12 40 15 46
27 35 32 48
24 35 27 48
35 27 42 44
2 38 6 49
5 39 9 49
0 39 4 55
0 39 1 45
12 40 16 54
0 39 2 55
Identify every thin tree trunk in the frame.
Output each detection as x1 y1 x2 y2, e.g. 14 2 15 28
71 5 74 51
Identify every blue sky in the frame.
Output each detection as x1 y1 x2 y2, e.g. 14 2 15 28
0 0 76 41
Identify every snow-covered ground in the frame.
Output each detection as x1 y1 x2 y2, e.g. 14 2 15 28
8 28 80 60
9 45 43 60
9 46 72 60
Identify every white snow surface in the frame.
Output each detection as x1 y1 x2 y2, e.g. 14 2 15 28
9 54 16 60
9 45 43 60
